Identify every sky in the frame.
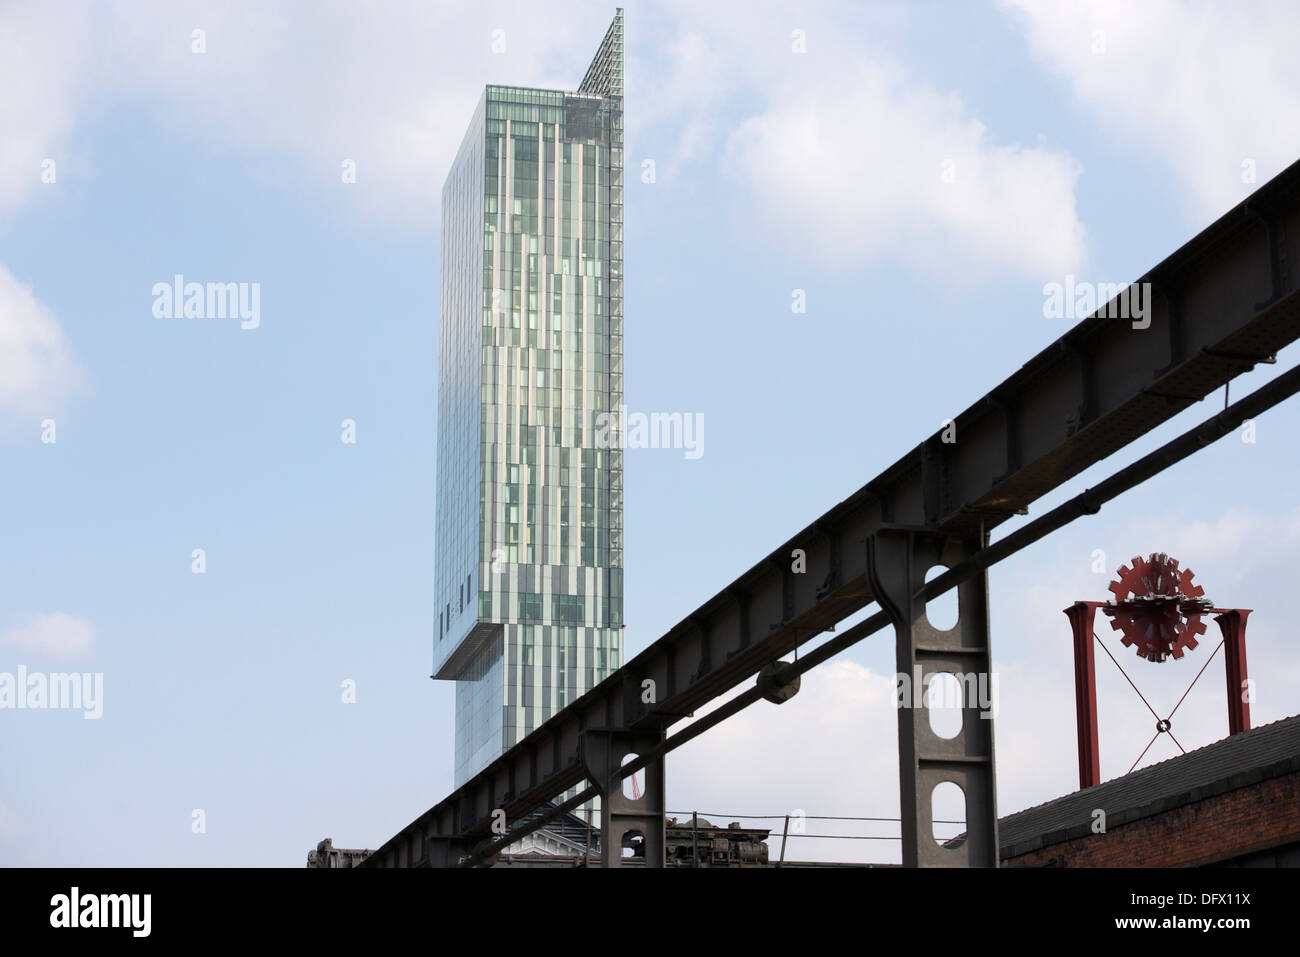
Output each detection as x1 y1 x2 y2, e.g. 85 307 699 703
2 0 1299 866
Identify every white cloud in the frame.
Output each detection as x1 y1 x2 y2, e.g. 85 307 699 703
2 2 609 431
627 29 727 178
5 1 1288 280
1 1 1087 279
1156 505 1300 559
0 265 84 425
0 3 90 214
1000 0 1300 221
0 613 96 660
627 2 1088 282
668 660 905 864
721 59 1087 280
0 0 619 227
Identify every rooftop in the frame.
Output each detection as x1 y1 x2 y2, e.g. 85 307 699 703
997 713 1300 859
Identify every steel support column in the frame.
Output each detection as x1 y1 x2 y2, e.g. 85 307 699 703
579 728 665 867
1216 609 1253 735
867 529 999 867
1064 601 1104 789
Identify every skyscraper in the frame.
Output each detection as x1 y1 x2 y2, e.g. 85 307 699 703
434 10 625 790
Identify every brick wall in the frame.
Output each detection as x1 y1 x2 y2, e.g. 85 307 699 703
1006 770 1300 867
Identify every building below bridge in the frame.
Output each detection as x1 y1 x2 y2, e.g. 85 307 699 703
306 838 373 869
307 812 773 868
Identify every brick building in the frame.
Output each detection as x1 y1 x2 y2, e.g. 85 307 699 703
999 713 1300 867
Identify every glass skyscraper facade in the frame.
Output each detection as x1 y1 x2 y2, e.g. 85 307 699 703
435 10 625 790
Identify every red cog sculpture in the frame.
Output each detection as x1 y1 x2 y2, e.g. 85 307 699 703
1103 553 1213 662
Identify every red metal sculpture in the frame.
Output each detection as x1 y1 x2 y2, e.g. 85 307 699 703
1105 552 1214 662
1064 554 1252 789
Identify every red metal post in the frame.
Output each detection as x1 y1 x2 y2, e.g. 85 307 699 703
1215 609 1252 735
1064 601 1104 789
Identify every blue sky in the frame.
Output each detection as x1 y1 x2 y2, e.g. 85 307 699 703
2 0 1299 865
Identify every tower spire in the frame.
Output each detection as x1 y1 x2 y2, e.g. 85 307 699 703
578 8 624 98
